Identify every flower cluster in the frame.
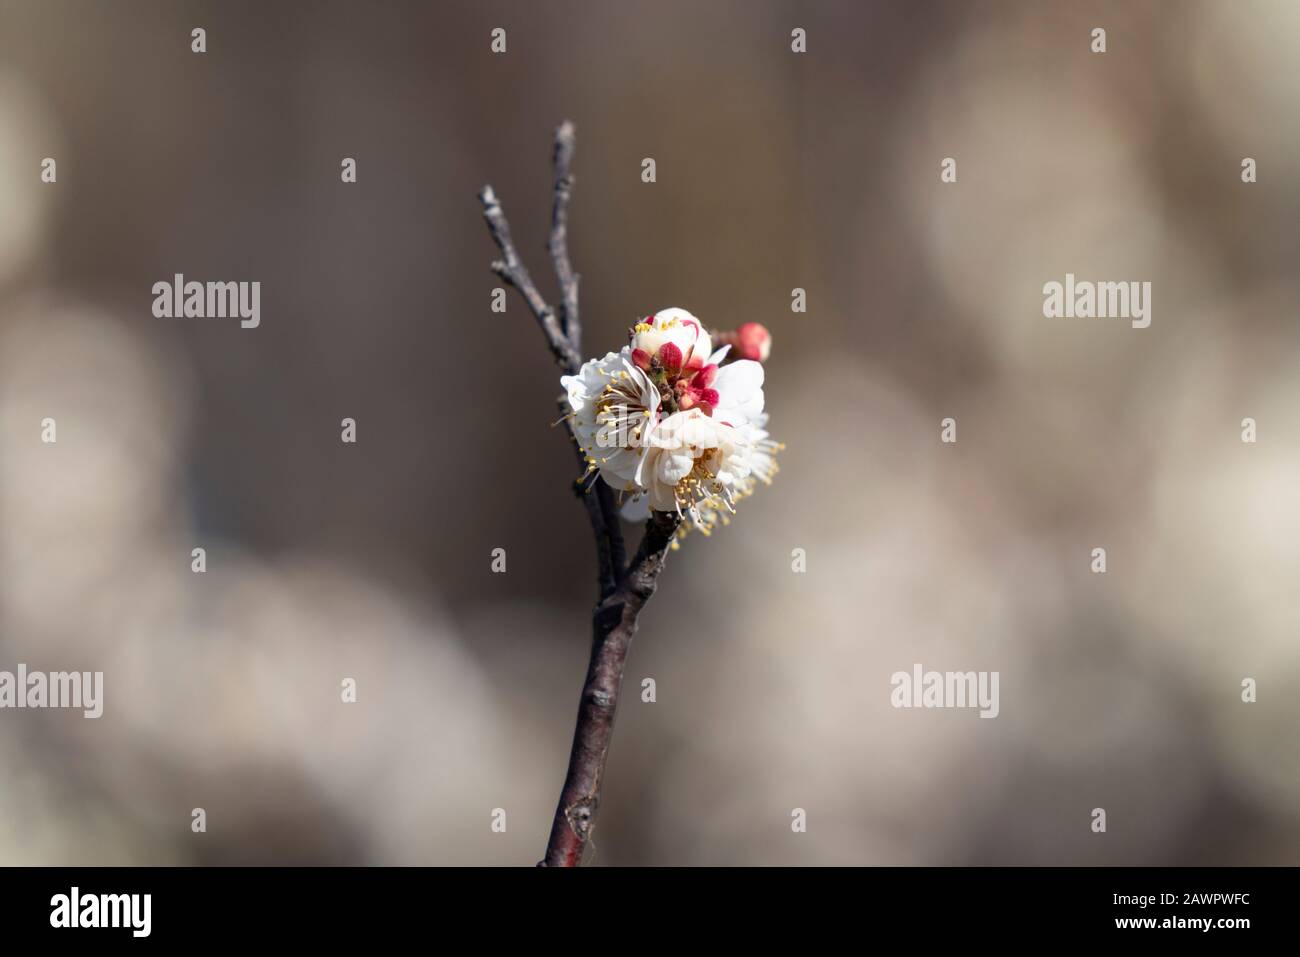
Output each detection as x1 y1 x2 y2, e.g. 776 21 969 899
562 307 782 536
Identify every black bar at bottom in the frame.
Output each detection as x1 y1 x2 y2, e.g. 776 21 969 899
0 866 1283 943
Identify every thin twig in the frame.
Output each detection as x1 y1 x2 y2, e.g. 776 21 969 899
542 122 623 578
478 121 676 867
598 481 627 580
549 120 581 348
479 126 622 580
479 183 582 373
559 399 620 599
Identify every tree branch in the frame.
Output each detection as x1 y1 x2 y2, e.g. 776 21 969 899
549 120 581 348
561 399 620 599
479 183 582 374
479 122 626 593
540 509 681 867
479 121 674 868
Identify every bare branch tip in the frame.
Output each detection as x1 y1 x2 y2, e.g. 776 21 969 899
554 122 576 174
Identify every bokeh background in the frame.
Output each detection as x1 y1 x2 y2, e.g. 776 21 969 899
1 0 1298 865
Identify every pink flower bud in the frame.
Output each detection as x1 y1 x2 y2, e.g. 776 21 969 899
711 322 773 363
734 322 771 362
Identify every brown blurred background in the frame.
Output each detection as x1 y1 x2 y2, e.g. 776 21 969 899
1 0 1298 864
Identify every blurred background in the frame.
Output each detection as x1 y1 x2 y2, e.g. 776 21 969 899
1 0 1298 865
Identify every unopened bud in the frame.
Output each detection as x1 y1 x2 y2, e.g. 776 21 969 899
734 322 771 362
712 322 772 362
658 342 683 374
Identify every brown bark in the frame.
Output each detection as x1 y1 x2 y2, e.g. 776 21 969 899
540 510 680 867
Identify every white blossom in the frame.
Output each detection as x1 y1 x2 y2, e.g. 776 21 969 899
561 308 782 536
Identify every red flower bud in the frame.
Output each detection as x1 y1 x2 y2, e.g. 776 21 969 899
631 347 653 371
691 364 718 389
658 341 683 374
